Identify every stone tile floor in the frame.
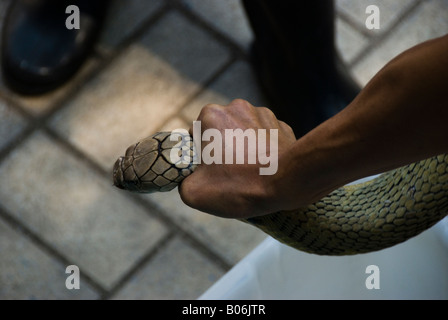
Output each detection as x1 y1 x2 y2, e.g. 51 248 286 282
0 0 447 299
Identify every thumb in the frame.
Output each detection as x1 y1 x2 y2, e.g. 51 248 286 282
177 167 204 210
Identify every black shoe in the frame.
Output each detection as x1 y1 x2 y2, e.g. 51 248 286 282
1 0 108 95
243 0 360 137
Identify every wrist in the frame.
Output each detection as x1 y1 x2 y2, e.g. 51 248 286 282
272 112 366 209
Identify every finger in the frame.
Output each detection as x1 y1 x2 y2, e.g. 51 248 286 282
255 106 284 129
190 103 225 135
278 120 296 138
178 167 208 211
226 99 258 121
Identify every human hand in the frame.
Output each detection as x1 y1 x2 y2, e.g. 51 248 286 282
178 99 296 219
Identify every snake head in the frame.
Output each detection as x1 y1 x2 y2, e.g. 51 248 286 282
112 132 197 194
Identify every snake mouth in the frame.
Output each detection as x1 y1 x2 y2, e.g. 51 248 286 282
112 157 125 190
112 155 143 192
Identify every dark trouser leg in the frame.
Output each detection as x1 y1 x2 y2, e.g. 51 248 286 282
242 0 360 137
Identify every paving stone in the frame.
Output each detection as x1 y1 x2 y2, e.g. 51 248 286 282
0 217 99 299
0 57 100 117
111 236 225 299
181 60 267 123
159 117 189 133
144 191 267 266
353 0 448 86
50 11 231 170
0 100 27 152
336 17 369 65
336 0 418 33
180 0 254 51
0 131 169 290
97 0 164 53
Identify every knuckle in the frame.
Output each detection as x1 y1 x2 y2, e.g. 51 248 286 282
259 106 275 117
279 120 296 136
199 103 214 115
202 103 220 111
279 120 291 130
198 103 224 120
228 98 251 109
201 103 223 113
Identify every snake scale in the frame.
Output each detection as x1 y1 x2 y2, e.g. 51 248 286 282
113 131 448 255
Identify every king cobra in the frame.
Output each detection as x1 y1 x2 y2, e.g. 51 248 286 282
113 131 448 255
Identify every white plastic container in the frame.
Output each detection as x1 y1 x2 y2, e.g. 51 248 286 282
200 217 448 300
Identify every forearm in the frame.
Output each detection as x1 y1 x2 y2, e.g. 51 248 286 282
277 34 448 208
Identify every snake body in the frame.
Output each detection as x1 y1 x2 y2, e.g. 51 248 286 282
113 132 448 255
